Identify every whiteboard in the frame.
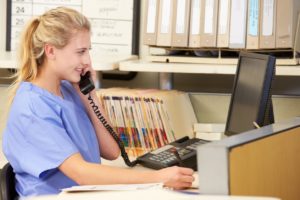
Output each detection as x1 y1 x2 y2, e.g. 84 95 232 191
6 0 140 58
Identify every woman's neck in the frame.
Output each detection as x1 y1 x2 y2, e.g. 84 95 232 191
31 69 63 98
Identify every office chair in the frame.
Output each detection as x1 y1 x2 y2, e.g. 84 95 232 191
0 163 18 200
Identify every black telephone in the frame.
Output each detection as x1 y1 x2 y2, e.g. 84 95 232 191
79 73 207 170
79 72 95 95
137 137 208 170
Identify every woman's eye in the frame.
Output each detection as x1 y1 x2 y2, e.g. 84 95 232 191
78 50 85 55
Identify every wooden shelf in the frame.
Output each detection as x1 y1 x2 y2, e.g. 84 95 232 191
119 60 300 76
0 51 137 71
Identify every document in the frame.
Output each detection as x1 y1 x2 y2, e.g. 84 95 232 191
62 183 163 192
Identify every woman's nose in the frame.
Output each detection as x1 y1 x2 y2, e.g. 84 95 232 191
83 52 91 66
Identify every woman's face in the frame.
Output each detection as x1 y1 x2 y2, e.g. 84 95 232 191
53 30 91 83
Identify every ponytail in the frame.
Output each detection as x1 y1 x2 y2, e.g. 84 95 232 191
8 18 40 106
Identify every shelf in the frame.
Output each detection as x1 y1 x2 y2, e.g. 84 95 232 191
0 51 137 71
148 55 300 66
119 60 300 76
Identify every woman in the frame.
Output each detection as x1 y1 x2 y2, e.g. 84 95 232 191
2 7 194 198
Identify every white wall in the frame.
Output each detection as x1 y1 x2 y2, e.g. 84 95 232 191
0 0 6 51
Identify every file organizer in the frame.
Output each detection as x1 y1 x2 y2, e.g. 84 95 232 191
96 88 197 158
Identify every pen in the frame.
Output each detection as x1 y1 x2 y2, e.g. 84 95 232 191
170 147 183 167
253 121 261 129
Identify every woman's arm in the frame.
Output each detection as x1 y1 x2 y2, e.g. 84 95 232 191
72 67 120 160
77 86 121 160
59 153 194 190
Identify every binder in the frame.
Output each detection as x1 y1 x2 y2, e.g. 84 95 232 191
156 0 174 46
143 0 160 46
217 0 231 48
246 0 260 49
189 0 202 47
259 0 276 49
200 0 219 47
276 0 300 48
229 0 248 48
171 0 191 47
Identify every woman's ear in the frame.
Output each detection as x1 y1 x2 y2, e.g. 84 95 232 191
44 43 55 60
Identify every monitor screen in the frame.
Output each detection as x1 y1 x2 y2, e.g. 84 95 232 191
225 52 276 136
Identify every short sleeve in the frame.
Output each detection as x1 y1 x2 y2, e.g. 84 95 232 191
3 95 79 178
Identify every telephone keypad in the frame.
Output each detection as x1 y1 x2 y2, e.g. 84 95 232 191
137 137 209 170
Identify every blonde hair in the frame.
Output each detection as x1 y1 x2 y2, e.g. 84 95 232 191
8 7 91 105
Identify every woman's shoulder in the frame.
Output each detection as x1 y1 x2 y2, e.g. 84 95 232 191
12 82 62 115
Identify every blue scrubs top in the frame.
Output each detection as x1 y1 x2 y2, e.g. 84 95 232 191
2 81 101 197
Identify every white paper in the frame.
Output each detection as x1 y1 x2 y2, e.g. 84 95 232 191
82 0 133 20
10 0 135 56
190 0 201 35
262 0 275 36
160 0 172 33
13 0 33 3
62 183 163 192
32 4 81 15
12 16 31 27
218 0 229 34
12 3 33 15
175 0 186 34
229 0 247 46
146 0 157 33
204 0 214 34
32 0 81 5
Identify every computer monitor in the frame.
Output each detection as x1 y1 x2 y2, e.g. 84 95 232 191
224 52 276 136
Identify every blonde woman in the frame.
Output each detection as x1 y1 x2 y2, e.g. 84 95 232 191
2 7 194 198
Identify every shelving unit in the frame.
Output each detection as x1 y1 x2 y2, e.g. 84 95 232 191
119 59 300 76
119 59 300 89
0 51 137 70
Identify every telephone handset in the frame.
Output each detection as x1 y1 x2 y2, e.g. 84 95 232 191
79 72 95 95
79 72 138 167
79 72 206 170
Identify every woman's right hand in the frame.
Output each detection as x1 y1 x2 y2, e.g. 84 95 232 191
155 166 195 190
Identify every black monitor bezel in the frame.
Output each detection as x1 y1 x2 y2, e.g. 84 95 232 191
224 52 276 136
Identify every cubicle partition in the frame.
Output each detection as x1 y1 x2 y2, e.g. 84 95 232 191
197 117 300 200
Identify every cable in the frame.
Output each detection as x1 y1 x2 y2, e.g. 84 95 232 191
87 93 138 167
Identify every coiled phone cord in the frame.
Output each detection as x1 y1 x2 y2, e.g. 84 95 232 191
87 93 138 167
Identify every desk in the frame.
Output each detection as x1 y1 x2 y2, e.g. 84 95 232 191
102 156 200 188
27 188 280 200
